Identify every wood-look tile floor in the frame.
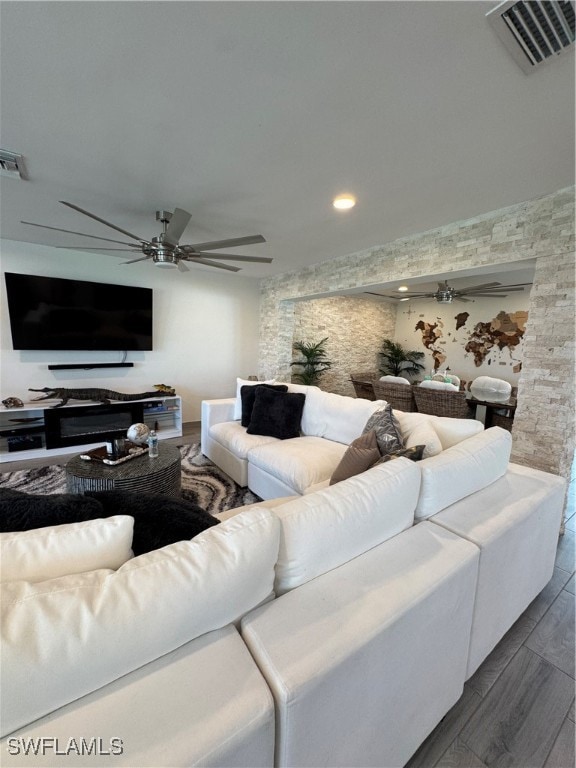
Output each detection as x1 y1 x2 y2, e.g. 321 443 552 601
2 425 574 767
407 482 576 768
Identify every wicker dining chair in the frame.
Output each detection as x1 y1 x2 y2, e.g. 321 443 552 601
349 371 378 400
372 381 416 412
413 387 474 419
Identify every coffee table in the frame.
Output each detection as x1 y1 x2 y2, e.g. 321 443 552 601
66 442 182 496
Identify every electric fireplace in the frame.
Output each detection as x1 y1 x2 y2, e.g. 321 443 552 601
44 402 144 449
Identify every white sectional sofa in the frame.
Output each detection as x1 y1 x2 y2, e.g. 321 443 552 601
0 384 566 767
201 383 488 499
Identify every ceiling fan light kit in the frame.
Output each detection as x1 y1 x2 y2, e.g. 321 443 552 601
21 202 271 273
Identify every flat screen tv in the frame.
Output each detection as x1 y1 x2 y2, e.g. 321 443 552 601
4 273 153 351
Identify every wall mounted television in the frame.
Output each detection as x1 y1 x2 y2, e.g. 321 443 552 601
4 273 153 351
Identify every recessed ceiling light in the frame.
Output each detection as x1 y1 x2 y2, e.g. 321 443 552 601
398 285 409 292
333 195 356 210
399 297 410 302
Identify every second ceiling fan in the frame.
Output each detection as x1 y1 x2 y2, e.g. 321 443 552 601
366 280 532 304
22 201 272 273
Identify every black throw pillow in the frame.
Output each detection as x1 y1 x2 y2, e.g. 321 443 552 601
86 490 220 556
240 384 288 427
246 387 306 440
0 488 104 533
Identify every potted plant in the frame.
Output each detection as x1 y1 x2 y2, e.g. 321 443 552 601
291 337 333 386
378 339 425 379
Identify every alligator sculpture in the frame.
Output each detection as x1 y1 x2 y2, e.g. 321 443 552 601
29 384 176 407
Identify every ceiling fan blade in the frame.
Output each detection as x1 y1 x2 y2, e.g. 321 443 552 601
185 252 272 263
55 247 140 251
164 208 192 245
177 260 190 273
121 255 152 265
454 297 472 302
466 287 526 293
60 201 147 243
463 293 510 298
182 257 241 272
185 234 266 251
461 282 502 291
21 220 142 247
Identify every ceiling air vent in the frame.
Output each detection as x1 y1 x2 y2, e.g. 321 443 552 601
487 1 575 73
0 149 27 179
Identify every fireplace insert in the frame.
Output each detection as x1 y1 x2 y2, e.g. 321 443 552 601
44 402 144 450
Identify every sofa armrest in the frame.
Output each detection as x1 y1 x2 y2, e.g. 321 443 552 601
201 398 236 452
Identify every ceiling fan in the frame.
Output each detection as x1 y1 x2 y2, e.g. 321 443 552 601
365 280 532 304
21 201 271 273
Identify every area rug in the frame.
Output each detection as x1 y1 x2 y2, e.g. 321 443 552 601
0 444 260 516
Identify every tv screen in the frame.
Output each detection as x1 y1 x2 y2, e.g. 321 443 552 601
4 273 153 351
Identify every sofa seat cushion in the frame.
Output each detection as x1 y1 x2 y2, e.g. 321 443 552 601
415 427 512 521
0 507 280 738
209 421 279 459
430 463 565 676
273 459 421 594
0 626 275 768
300 387 386 444
247 436 348 495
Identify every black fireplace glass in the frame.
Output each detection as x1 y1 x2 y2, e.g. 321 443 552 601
44 403 144 449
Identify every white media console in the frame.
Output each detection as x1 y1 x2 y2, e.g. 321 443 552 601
0 396 182 463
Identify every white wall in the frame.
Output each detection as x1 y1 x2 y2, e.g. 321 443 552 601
0 241 261 422
393 291 530 386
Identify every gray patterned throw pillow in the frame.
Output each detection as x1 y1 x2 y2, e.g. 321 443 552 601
362 404 404 456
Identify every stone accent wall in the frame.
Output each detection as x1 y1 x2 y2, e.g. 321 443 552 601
291 297 397 396
259 186 575 482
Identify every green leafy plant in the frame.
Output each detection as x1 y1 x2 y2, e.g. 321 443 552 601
291 337 333 386
378 339 425 378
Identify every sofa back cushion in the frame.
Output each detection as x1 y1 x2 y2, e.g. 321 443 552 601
272 459 420 595
414 427 512 521
0 507 280 737
0 516 134 584
299 387 386 445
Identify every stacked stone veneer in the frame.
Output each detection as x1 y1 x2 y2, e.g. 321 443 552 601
292 297 396 396
259 186 575 481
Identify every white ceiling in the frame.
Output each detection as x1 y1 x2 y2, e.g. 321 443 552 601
0 1 574 280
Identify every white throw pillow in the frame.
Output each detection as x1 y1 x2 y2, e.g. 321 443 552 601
429 417 483 450
0 516 134 584
0 506 280 737
396 410 441 458
233 378 276 420
404 421 443 458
